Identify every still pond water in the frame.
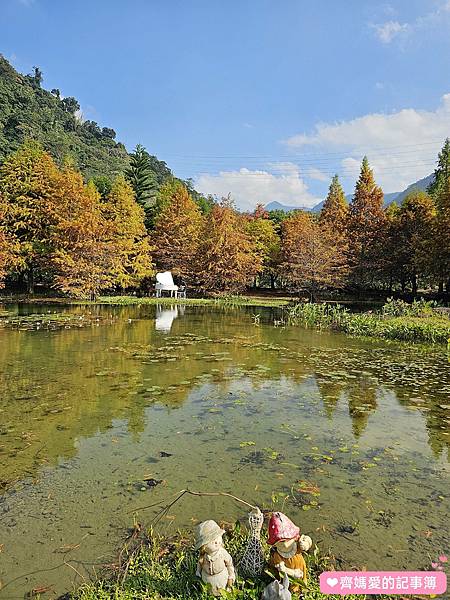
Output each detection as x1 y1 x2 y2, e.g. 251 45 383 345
0 303 449 598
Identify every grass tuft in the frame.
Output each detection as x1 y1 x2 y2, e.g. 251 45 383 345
74 524 399 600
286 300 450 345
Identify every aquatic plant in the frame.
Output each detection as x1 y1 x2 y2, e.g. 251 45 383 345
381 297 437 318
286 301 450 344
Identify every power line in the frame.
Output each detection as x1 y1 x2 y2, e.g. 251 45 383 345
163 138 447 161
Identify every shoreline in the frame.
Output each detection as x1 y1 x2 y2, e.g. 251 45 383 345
1 295 449 345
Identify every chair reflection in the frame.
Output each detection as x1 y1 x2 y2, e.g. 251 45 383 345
155 305 179 332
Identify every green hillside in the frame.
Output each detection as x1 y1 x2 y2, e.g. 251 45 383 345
0 55 171 183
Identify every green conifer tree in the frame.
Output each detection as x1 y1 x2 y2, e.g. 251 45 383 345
125 144 157 228
427 139 450 293
428 138 450 207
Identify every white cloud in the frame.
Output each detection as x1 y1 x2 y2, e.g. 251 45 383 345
373 20 409 43
284 94 450 192
306 167 329 182
341 158 361 180
195 163 321 211
372 2 450 44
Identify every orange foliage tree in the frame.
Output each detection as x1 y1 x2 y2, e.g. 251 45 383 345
197 197 261 293
320 174 349 235
347 157 385 289
0 205 18 287
51 172 116 300
102 175 153 289
396 191 436 295
0 142 62 292
245 205 280 288
281 211 348 299
151 182 203 282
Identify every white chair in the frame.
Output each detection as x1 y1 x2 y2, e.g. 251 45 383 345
155 271 178 298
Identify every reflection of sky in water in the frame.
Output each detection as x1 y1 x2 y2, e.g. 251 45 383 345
0 304 449 597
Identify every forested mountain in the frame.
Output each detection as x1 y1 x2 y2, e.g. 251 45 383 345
0 55 172 184
393 173 434 205
265 200 313 212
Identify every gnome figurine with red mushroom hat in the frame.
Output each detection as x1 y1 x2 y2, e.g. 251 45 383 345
267 512 312 585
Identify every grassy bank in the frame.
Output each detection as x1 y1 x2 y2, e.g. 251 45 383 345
95 294 292 307
0 293 292 308
287 299 450 345
74 525 399 600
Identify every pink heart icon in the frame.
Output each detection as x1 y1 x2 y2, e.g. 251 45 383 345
327 577 338 587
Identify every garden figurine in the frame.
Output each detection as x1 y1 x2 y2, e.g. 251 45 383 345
261 572 292 600
195 520 236 595
267 512 312 585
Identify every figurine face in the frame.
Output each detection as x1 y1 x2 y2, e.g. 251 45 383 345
275 538 296 553
202 534 223 555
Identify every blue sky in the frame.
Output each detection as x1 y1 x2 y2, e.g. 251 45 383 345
1 0 450 209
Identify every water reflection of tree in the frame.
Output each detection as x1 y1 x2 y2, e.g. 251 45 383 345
393 386 450 460
315 378 344 418
315 375 378 437
0 307 275 486
1 304 449 490
347 384 378 438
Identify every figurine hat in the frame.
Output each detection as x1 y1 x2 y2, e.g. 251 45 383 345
268 512 300 545
194 520 225 550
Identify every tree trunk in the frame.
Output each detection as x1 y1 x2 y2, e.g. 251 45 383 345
27 266 34 295
411 273 417 298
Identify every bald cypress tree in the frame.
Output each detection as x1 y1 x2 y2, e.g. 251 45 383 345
151 183 203 282
320 174 349 235
347 157 385 289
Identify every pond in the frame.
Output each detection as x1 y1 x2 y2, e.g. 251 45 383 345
0 303 449 598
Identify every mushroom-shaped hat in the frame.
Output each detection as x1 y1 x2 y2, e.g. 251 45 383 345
268 512 300 545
